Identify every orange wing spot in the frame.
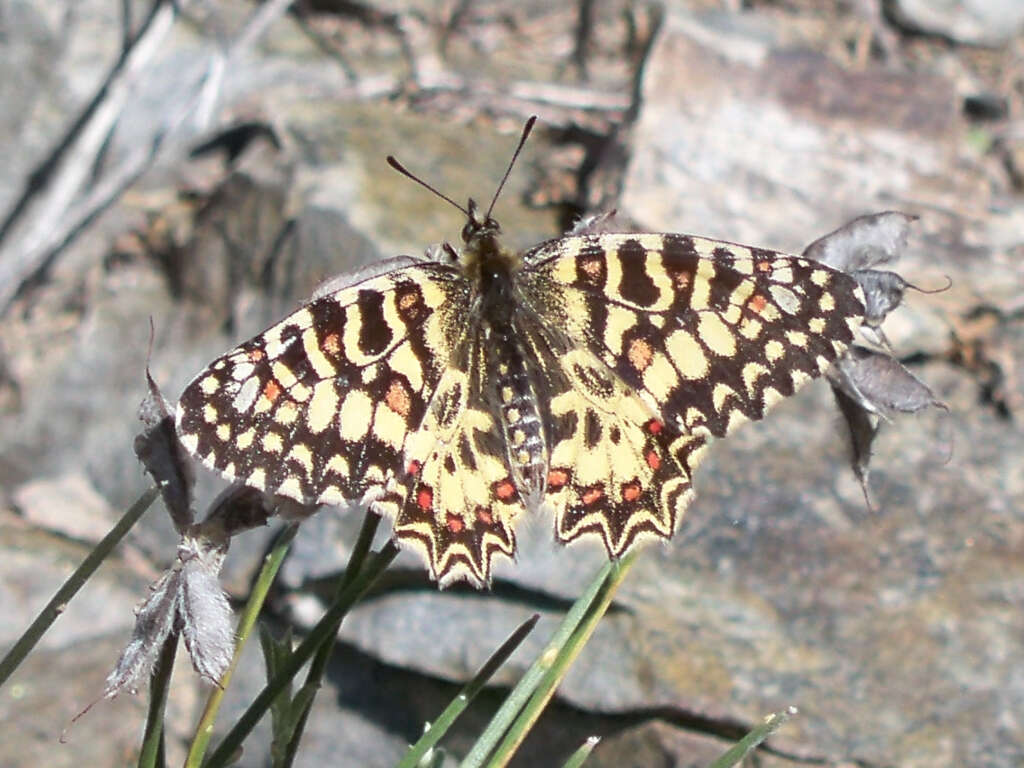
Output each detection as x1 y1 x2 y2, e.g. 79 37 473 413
582 486 604 506
748 293 768 313
756 260 773 273
622 482 642 502
646 450 661 470
248 348 265 361
476 507 494 525
446 513 464 533
384 378 412 417
495 480 516 500
670 268 692 289
580 256 603 279
322 333 340 355
416 486 433 511
406 460 421 476
263 380 282 403
398 290 421 312
627 337 654 372
645 419 663 435
547 468 570 489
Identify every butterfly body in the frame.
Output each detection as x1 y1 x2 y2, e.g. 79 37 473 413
177 201 864 586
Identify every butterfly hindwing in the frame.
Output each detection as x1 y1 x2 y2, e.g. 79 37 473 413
390 339 526 586
540 346 708 555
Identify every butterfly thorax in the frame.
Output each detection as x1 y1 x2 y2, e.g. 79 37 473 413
460 217 548 504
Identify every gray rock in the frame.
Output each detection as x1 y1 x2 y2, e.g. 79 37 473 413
1 3 1021 767
888 0 1024 46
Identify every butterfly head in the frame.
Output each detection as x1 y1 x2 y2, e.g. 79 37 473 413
461 198 501 246
458 197 517 280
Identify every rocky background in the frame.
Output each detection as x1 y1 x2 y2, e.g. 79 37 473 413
1 1 1022 766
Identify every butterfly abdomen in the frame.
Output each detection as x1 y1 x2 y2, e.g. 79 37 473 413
476 246 548 503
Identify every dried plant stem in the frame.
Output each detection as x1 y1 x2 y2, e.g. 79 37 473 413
0 485 160 687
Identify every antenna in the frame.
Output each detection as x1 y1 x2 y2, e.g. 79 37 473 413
484 115 537 221
386 155 470 218
386 115 538 222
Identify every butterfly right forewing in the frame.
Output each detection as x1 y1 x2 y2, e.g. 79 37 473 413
176 262 471 511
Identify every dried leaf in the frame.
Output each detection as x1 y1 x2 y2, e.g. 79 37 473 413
177 534 234 684
569 209 621 234
830 347 944 418
106 527 238 693
134 367 195 533
803 211 916 271
201 483 276 541
853 269 909 328
831 384 879 510
104 569 179 698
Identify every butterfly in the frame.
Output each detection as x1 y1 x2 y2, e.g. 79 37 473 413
175 118 864 587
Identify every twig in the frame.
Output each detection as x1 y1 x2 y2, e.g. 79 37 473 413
0 0 182 313
0 0 297 316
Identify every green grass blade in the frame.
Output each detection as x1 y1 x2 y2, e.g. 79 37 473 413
483 551 637 768
185 522 300 767
137 631 178 768
397 613 540 768
559 736 600 768
460 555 624 768
279 512 382 767
0 485 160 687
707 706 797 768
202 540 400 767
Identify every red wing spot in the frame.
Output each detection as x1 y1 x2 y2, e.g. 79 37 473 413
322 333 340 355
645 419 663 435
495 480 516 500
446 513 464 533
248 348 265 361
406 460 421 476
416 486 433 511
547 468 570 489
263 380 282 403
622 482 642 502
582 486 604 506
756 260 773 273
748 293 768 313
476 507 494 525
646 450 661 470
